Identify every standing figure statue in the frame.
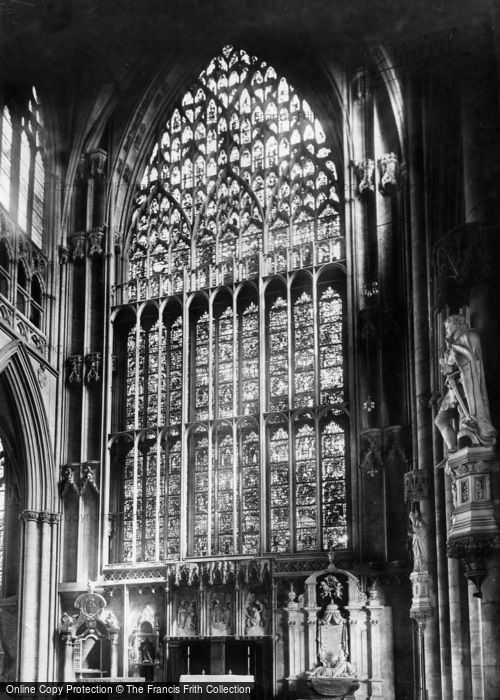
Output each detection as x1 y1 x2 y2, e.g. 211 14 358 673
435 314 497 451
408 504 427 572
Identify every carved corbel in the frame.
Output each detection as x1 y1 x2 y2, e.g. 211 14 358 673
404 469 430 503
88 227 105 257
377 153 399 196
81 462 100 495
352 158 375 197
59 245 69 265
85 352 102 383
61 465 79 497
446 538 499 598
70 233 86 261
67 354 83 384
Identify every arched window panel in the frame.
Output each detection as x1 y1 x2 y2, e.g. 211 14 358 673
214 303 234 419
294 421 318 551
18 130 30 232
318 284 344 405
122 432 165 563
31 150 45 248
125 306 163 430
164 429 182 558
320 417 348 549
292 284 315 408
190 302 211 421
0 89 45 245
267 287 289 412
128 45 339 290
125 325 138 429
238 296 259 416
163 308 183 426
238 421 260 554
268 420 290 553
0 107 12 210
190 426 209 556
212 425 235 555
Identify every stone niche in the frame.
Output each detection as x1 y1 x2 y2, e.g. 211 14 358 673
285 558 394 700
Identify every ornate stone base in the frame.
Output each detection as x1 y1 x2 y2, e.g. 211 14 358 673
297 675 360 699
446 446 500 596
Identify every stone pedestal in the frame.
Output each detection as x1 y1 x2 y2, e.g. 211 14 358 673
446 446 500 596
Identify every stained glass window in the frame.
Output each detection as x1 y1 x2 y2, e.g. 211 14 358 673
295 423 317 550
164 314 183 425
293 290 315 408
239 302 259 415
165 431 181 558
126 45 340 291
0 108 12 210
269 425 290 552
193 311 210 421
192 428 209 556
0 86 45 268
319 287 344 405
213 428 234 555
216 308 234 419
321 419 347 548
239 426 260 554
268 296 289 411
115 45 348 563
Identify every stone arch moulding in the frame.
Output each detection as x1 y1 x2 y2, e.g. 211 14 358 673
0 340 57 513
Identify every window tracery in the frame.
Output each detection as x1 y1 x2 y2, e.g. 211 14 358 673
113 45 348 563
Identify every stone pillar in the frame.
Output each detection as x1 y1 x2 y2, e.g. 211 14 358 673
480 552 500 698
18 509 61 682
36 512 53 680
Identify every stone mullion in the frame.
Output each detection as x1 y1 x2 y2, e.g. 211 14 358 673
180 289 190 560
286 276 294 552
258 277 267 554
207 296 214 555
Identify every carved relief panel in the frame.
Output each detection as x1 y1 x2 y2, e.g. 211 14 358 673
173 590 198 637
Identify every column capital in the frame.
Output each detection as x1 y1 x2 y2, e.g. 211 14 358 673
19 509 62 525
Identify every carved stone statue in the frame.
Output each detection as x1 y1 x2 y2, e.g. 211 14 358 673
408 505 427 572
310 645 356 678
244 594 266 634
435 314 497 451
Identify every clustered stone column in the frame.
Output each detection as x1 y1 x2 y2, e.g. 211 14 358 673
18 510 60 682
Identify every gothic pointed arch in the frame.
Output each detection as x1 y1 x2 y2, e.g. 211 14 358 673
0 340 56 512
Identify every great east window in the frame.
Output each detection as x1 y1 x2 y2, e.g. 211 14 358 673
110 45 348 563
